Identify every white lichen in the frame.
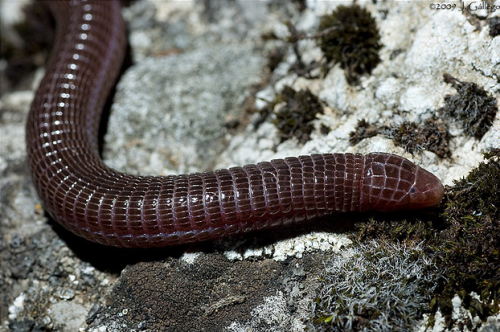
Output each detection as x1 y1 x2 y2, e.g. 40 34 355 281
309 241 439 331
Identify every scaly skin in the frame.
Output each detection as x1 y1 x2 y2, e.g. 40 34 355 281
26 0 444 248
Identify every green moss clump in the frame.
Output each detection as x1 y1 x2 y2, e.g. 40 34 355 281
489 17 500 37
348 117 450 158
433 149 500 325
387 117 450 158
266 46 287 73
440 74 498 139
348 119 379 145
317 4 382 85
272 86 324 144
442 148 500 228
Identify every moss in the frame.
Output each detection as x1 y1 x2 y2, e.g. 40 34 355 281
387 117 450 158
442 148 500 227
266 46 287 73
488 17 500 37
320 124 330 136
349 119 379 145
353 149 500 329
316 4 382 85
433 149 500 325
272 86 324 144
440 74 498 139
348 117 450 158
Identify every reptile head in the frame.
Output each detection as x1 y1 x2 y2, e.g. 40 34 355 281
362 153 444 212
